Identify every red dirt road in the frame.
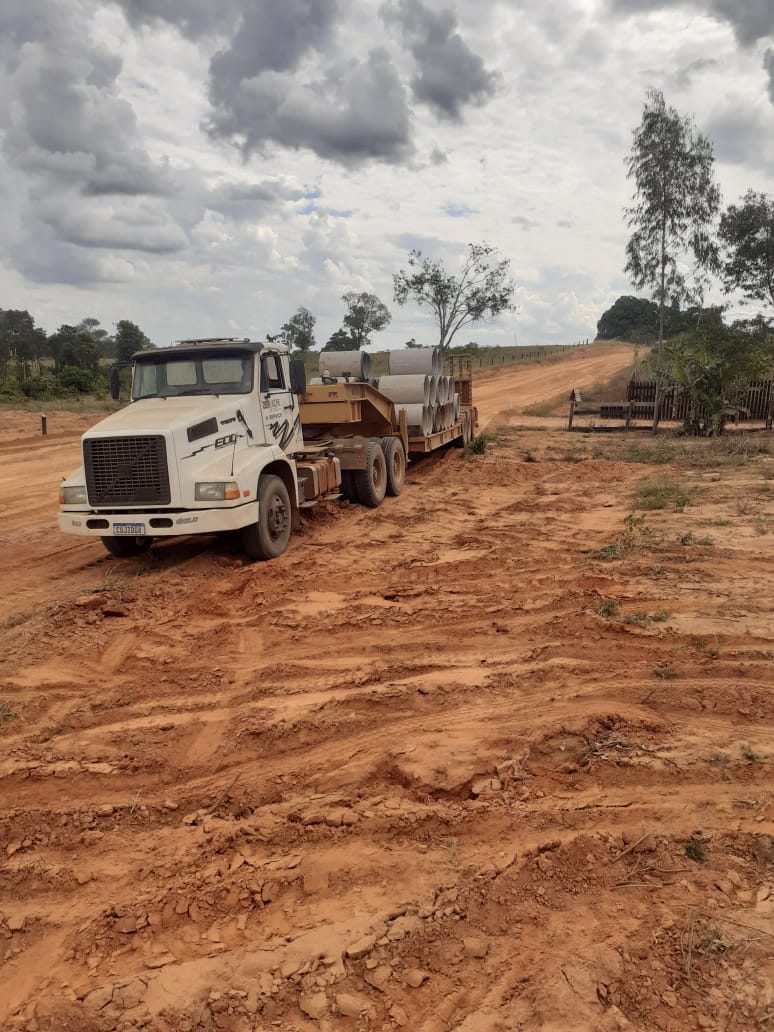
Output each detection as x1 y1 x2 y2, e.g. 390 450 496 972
473 342 634 427
2 346 774 1032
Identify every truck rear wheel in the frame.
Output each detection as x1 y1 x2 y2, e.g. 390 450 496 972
355 439 387 508
242 474 291 560
101 535 151 558
381 436 406 496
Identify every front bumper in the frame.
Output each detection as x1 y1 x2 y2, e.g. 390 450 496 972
58 501 259 539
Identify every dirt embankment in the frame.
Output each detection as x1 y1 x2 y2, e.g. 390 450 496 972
1 346 773 1032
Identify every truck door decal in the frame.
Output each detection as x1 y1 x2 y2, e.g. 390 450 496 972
268 413 301 450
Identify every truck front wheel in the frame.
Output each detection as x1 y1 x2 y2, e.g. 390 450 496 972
242 474 292 560
354 440 387 508
101 536 151 558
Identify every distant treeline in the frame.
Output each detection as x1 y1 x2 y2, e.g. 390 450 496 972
0 310 152 400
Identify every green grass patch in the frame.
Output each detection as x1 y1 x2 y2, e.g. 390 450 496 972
633 475 690 511
623 608 671 627
464 432 495 458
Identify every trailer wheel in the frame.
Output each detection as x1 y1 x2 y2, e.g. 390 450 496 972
381 436 406 496
101 535 151 558
354 439 387 508
458 410 474 446
242 474 292 560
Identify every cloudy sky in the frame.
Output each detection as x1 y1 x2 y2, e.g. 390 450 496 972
1 0 772 350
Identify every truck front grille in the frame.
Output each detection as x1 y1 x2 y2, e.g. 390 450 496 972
84 435 171 506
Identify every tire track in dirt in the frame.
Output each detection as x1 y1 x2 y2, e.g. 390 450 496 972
2 354 774 1031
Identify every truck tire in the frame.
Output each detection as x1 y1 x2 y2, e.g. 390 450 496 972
101 535 151 558
354 439 387 508
242 474 292 560
455 410 474 447
381 436 406 496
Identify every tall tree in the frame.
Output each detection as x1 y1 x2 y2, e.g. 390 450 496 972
624 88 721 429
279 306 316 352
48 324 102 374
596 296 658 342
115 319 153 364
322 328 358 352
0 309 46 380
393 243 515 352
341 292 391 350
78 317 114 358
719 191 774 316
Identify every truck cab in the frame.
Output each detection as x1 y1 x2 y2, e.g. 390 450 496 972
58 338 319 560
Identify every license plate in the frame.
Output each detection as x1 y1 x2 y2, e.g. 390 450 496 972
113 522 145 536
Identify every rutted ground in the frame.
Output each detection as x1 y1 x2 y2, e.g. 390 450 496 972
2 348 774 1031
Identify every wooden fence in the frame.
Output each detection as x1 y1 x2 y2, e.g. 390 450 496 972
571 378 774 431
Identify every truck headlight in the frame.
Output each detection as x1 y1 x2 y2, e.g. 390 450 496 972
60 486 88 505
195 481 240 501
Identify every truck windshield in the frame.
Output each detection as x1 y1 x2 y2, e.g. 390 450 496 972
132 353 253 400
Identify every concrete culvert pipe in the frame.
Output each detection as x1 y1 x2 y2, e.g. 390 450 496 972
395 404 433 436
388 347 441 376
318 351 371 381
377 374 431 405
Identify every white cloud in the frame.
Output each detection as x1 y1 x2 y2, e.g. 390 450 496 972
0 0 772 346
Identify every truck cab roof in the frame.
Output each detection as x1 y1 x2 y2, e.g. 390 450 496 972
132 339 286 362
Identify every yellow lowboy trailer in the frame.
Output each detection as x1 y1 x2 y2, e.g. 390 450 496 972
299 354 477 456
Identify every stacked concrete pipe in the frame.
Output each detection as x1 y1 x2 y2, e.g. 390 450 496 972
387 347 442 376
376 374 432 406
395 404 433 435
318 351 371 380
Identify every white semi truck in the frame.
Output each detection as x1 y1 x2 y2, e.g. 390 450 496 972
58 337 476 561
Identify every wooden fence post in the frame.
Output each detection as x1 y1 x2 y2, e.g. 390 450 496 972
567 389 581 431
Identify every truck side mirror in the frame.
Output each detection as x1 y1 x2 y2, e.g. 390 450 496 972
289 359 307 395
109 366 121 401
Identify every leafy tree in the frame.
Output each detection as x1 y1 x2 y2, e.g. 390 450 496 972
57 365 96 395
404 337 418 348
597 296 658 342
719 191 774 315
115 319 153 364
393 243 515 351
341 292 391 350
625 89 721 428
47 324 102 374
322 328 358 352
597 296 723 343
78 317 115 359
279 306 316 352
653 318 773 435
0 309 46 380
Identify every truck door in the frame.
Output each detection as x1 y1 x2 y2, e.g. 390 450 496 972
259 351 303 452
